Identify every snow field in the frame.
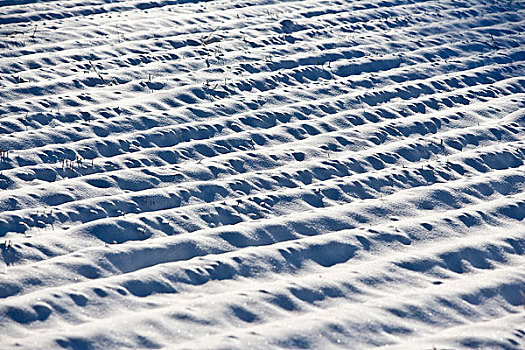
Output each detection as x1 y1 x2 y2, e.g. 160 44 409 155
0 0 525 348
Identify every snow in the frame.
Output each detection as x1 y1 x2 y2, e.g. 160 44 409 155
0 0 524 348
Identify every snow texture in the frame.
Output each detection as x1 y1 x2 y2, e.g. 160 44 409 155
0 0 525 348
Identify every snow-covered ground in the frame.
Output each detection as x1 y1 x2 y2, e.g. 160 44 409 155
1 0 524 348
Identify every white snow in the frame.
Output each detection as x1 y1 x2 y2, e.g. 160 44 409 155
0 0 524 348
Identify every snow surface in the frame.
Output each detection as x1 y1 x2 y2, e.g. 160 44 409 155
0 0 525 348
